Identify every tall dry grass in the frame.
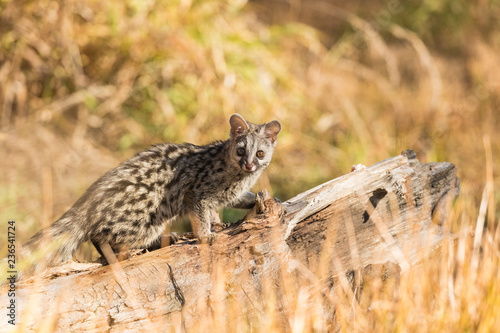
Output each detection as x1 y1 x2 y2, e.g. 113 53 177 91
0 0 499 331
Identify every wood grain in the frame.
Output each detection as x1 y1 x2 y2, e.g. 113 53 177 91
1 150 459 331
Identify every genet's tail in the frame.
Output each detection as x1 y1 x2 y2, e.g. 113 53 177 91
18 216 85 279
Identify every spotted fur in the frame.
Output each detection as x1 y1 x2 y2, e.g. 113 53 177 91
20 114 281 276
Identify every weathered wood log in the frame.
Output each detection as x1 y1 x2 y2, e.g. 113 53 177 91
1 150 459 332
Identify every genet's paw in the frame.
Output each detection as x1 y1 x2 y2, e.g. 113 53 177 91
212 222 224 233
147 232 180 251
168 232 180 244
351 164 367 172
199 233 217 245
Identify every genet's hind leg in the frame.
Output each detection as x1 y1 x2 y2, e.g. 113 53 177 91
117 245 130 261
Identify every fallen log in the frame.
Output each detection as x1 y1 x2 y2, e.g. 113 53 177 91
1 150 459 332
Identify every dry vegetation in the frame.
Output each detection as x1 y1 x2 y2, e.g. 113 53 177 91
0 0 499 331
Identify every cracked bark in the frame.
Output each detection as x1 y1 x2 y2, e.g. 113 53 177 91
0 150 459 332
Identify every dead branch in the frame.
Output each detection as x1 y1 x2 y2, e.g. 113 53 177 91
1 150 459 332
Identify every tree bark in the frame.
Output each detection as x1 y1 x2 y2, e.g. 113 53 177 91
1 150 459 332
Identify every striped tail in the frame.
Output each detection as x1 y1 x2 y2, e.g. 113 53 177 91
18 217 85 280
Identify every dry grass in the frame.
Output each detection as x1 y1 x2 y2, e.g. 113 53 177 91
0 0 499 331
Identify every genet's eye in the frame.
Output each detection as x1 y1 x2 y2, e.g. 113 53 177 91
236 147 245 156
256 150 265 159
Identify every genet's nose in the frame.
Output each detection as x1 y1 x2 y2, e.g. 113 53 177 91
243 163 255 171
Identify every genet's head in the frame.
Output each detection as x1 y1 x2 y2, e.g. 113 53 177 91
228 114 281 173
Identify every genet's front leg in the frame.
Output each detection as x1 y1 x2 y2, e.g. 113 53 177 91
188 205 217 244
229 191 256 209
209 208 224 232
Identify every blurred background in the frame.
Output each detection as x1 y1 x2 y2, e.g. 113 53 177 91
0 0 498 250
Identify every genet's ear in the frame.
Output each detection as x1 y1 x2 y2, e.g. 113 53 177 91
264 120 281 144
229 114 249 138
